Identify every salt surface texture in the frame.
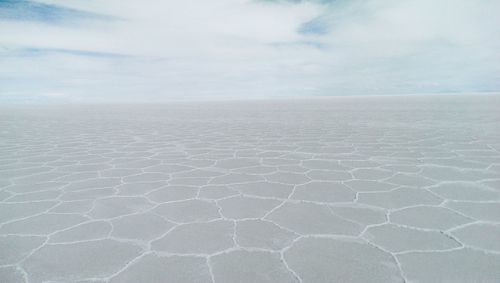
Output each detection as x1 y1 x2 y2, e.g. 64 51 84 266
1 95 500 282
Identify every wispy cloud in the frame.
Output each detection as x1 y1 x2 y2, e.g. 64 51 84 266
1 0 499 103
0 46 130 58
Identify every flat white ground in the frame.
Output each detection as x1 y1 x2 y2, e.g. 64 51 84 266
1 95 500 283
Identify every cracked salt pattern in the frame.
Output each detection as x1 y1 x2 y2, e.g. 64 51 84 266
1 95 500 283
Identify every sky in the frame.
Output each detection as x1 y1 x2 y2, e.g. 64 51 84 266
1 0 499 103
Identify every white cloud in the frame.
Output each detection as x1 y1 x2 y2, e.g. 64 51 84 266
43 92 66 97
1 0 499 103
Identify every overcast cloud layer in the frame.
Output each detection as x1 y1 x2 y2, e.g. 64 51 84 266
1 0 499 103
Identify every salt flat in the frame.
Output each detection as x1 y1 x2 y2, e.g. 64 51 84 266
1 95 500 283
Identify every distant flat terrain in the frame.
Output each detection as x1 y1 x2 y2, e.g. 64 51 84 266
1 95 500 283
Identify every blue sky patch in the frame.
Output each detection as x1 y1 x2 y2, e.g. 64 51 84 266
0 0 113 24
